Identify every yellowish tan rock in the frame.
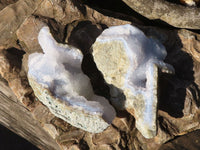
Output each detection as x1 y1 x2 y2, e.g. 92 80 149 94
92 24 174 138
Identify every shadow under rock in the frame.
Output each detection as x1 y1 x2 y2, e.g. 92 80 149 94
67 21 127 111
0 124 38 150
68 21 103 54
67 21 196 119
159 129 200 150
158 30 195 118
82 0 149 25
4 47 25 70
82 0 176 28
68 21 110 99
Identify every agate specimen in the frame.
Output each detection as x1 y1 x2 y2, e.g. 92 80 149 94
28 26 116 133
92 24 174 138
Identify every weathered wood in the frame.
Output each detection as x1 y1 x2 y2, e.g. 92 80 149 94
0 76 60 150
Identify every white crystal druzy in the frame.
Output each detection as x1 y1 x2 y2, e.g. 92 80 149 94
92 24 174 138
28 26 116 133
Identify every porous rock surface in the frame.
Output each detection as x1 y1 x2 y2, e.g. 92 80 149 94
92 24 174 138
28 26 116 133
0 0 200 150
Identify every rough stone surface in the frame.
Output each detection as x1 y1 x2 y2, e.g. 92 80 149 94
159 129 200 150
92 24 174 138
1 24 200 149
0 49 35 107
178 29 200 62
0 0 18 10
133 26 200 150
122 0 200 29
16 16 45 73
1 0 200 150
0 0 43 49
28 26 116 133
16 16 45 54
34 0 132 26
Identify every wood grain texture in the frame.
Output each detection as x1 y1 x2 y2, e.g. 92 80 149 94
0 75 60 150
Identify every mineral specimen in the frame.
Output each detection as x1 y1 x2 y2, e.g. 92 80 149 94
92 24 174 138
28 26 116 133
